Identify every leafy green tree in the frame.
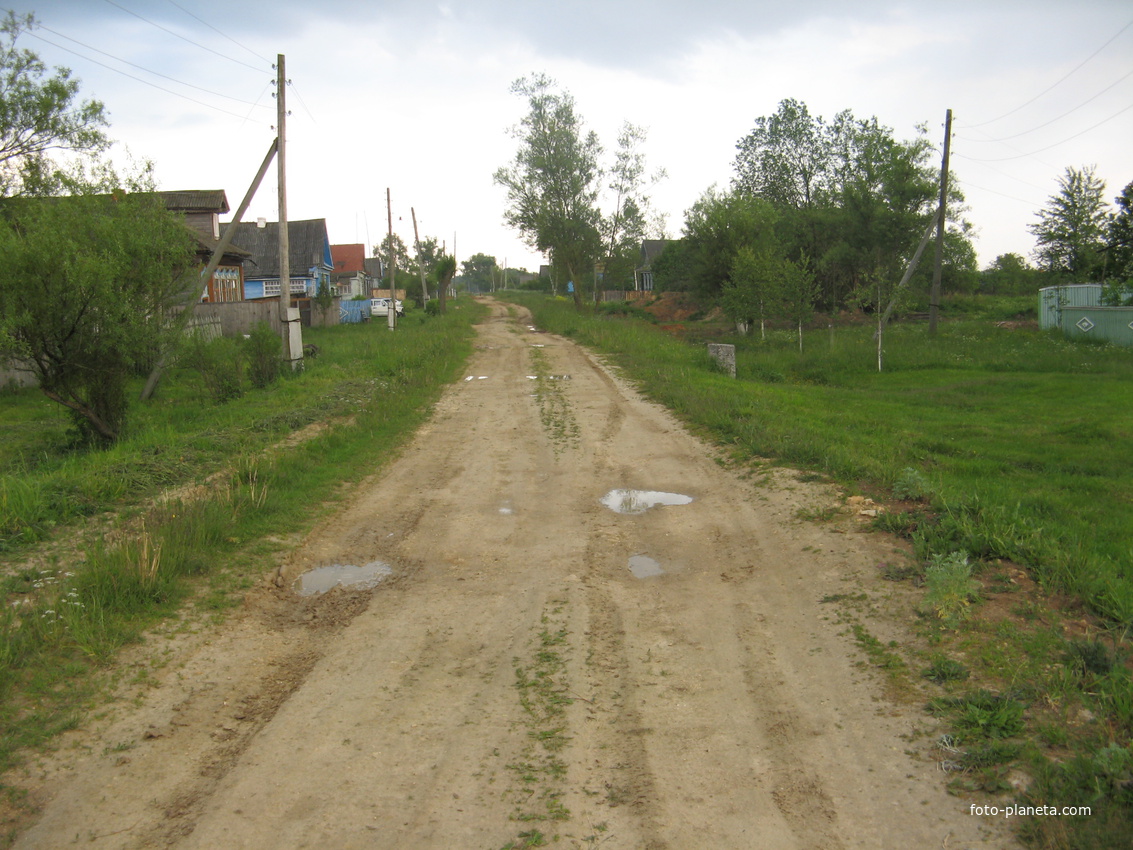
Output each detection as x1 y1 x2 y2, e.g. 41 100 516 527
778 255 819 351
0 12 109 197
435 254 456 315
981 253 1038 295
733 98 831 209
494 74 604 307
1029 165 1108 279
733 100 967 312
679 188 778 298
721 247 781 338
460 252 497 294
375 233 410 271
1104 180 1133 284
600 122 666 289
0 188 196 443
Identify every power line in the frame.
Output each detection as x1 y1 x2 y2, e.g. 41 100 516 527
967 15 1133 129
37 23 271 109
101 0 267 74
958 67 1133 143
956 100 1133 162
162 0 271 66
25 29 270 124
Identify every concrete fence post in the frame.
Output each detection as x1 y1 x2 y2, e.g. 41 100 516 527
707 343 736 378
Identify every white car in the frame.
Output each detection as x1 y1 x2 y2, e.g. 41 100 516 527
370 298 404 318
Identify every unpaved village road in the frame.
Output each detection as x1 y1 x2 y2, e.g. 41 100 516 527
15 300 1017 849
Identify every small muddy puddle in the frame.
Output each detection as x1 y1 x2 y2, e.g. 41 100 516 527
600 489 693 515
294 561 393 596
629 554 664 579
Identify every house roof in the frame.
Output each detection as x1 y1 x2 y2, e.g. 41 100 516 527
639 239 669 267
331 243 367 274
229 219 331 277
158 190 230 215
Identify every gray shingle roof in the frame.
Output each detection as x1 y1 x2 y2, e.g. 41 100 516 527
228 219 330 277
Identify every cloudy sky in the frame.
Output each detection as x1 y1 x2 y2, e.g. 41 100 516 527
12 0 1133 274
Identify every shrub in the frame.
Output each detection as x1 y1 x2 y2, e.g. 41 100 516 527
919 551 981 625
245 322 281 389
181 333 244 403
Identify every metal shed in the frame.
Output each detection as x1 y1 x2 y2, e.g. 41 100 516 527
1060 306 1133 346
1038 284 1105 330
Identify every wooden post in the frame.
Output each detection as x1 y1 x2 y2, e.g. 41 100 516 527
386 188 397 330
276 53 302 367
929 108 952 334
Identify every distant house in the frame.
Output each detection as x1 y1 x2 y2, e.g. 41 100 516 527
157 190 250 302
634 239 669 293
330 243 373 299
229 219 333 302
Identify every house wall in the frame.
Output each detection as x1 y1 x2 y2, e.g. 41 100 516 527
0 359 37 389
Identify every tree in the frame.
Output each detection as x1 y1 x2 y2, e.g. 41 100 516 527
981 253 1039 295
375 233 409 271
460 253 497 294
1029 165 1108 279
0 188 197 443
680 188 778 298
494 74 603 307
778 255 819 351
0 12 109 198
733 98 831 209
721 246 780 338
1104 180 1133 284
435 254 456 315
599 122 666 289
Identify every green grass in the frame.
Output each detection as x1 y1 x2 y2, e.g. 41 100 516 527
502 293 1133 626
501 291 1133 849
0 301 484 782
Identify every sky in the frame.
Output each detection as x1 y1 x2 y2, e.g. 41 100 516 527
11 0 1133 275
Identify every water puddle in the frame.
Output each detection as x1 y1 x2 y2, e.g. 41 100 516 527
629 554 664 579
599 489 694 515
293 561 393 596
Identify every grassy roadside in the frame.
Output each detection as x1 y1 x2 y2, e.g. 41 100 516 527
500 291 1131 850
0 300 485 831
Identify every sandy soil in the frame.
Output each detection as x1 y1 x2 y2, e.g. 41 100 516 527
11 299 1018 849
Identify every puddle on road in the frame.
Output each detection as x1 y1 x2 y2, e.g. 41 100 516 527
600 488 693 515
629 554 664 579
294 561 393 596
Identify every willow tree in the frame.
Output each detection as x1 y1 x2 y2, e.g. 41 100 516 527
494 74 602 308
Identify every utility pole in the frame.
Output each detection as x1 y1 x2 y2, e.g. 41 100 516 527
386 188 397 330
277 53 303 367
411 207 429 302
929 108 952 334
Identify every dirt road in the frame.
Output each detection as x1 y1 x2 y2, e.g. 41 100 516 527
15 300 1016 849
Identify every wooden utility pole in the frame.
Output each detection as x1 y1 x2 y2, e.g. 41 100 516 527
276 53 303 367
411 207 429 302
929 108 952 334
386 188 397 330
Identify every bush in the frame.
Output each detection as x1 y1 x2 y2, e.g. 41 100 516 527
245 322 281 389
424 299 440 317
181 333 244 403
919 551 981 625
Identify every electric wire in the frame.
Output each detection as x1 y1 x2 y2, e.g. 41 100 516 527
958 67 1133 143
25 29 271 125
101 0 267 74
966 14 1133 129
957 100 1133 162
163 0 272 66
37 23 270 109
